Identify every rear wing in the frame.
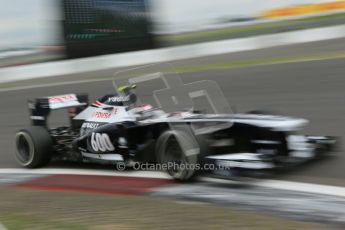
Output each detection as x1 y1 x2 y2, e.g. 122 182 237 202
28 94 88 127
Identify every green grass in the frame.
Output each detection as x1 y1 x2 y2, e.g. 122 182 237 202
162 20 296 42
173 51 345 73
1 214 90 230
297 11 345 23
0 187 338 230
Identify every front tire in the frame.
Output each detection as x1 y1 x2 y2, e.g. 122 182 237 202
15 127 52 168
155 130 202 181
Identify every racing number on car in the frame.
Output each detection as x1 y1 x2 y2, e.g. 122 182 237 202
91 133 115 152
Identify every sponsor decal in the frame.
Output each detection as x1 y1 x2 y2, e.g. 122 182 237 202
81 122 100 129
91 132 115 152
48 94 77 103
92 111 112 119
107 95 130 103
47 94 79 109
30 116 45 120
91 108 118 119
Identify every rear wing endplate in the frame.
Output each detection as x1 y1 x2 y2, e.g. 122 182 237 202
28 94 88 127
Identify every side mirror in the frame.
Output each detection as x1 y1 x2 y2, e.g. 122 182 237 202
102 106 113 111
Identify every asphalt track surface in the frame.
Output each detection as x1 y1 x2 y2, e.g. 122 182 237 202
1 38 345 186
151 181 345 226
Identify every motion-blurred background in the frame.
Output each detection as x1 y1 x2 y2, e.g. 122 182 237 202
1 0 345 64
1 1 345 229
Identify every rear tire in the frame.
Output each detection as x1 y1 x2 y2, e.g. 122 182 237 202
15 127 52 168
156 130 202 181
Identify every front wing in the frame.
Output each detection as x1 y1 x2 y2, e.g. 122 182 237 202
204 135 337 179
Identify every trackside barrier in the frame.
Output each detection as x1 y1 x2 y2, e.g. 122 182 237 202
1 25 345 84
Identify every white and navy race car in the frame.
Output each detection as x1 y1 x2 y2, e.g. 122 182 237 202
15 84 337 181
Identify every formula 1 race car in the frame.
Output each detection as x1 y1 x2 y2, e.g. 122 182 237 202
15 84 337 181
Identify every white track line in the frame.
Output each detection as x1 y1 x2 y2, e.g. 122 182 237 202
0 168 170 179
1 168 345 197
201 177 345 198
253 179 345 198
0 222 7 230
